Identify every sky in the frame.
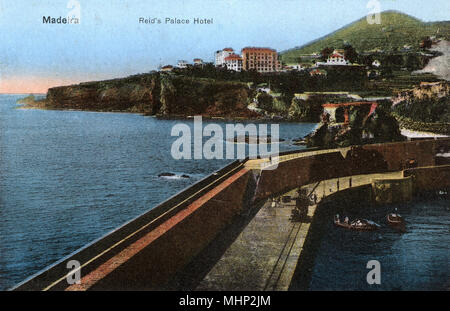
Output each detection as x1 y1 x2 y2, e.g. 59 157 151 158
0 0 449 93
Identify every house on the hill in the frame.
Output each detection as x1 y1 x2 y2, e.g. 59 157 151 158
256 83 271 93
193 58 203 65
289 64 303 71
316 49 351 67
215 48 234 67
177 60 189 68
309 68 327 76
327 50 350 65
224 54 243 72
160 65 174 72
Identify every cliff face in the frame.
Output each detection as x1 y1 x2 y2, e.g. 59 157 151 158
392 81 450 126
392 81 449 105
159 76 257 118
43 73 258 118
46 74 161 113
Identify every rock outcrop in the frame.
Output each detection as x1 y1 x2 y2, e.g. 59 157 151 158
45 74 161 113
38 73 259 119
306 104 405 148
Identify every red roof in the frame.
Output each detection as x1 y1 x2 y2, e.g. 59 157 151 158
329 53 344 58
224 54 242 61
242 47 276 53
310 69 325 75
223 48 234 52
322 101 377 108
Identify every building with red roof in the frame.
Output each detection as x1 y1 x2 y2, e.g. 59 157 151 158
215 48 235 67
241 47 280 72
315 49 351 66
160 65 174 72
193 58 203 65
224 53 243 71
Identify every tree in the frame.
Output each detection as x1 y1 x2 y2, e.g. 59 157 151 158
320 47 334 61
406 54 420 71
420 36 432 49
255 92 273 111
359 54 374 67
344 44 358 64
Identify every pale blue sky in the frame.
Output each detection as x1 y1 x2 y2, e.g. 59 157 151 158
0 0 449 92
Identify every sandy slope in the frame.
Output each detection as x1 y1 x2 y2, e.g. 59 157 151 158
414 40 450 81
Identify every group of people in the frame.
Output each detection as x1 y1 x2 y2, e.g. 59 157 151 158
335 214 350 224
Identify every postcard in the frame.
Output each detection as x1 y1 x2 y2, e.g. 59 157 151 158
0 0 449 298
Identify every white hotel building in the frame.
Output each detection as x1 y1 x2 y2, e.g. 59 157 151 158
224 54 243 72
215 48 235 67
177 60 189 68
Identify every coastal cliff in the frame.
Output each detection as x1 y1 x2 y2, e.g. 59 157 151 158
45 74 161 113
158 75 258 118
33 73 259 119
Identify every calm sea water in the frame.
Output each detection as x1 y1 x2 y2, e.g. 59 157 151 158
307 194 450 291
0 94 316 290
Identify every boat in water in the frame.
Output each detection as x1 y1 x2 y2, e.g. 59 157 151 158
334 215 380 231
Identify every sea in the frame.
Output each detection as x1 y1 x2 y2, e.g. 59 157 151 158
0 94 448 290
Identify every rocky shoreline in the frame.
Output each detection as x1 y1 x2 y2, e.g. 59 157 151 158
18 94 316 122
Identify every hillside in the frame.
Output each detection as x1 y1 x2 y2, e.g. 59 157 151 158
281 11 450 63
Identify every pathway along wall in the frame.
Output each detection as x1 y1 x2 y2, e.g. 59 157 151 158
254 139 445 201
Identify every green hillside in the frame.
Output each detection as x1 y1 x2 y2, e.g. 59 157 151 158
281 11 450 63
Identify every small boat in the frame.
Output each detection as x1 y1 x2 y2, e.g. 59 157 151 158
387 213 406 231
334 215 380 231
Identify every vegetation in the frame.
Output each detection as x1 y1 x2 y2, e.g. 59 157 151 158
393 96 449 123
16 94 47 108
392 113 450 135
281 11 449 63
391 82 450 134
16 94 36 104
288 97 325 122
306 103 405 148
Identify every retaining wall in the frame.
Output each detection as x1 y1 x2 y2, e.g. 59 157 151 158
14 162 250 290
255 139 445 200
404 165 450 193
372 176 413 204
